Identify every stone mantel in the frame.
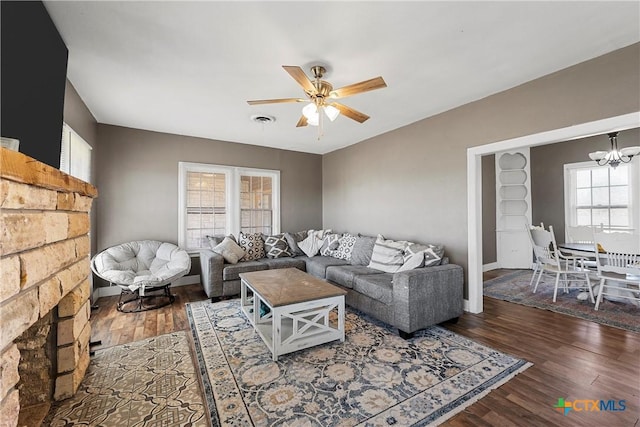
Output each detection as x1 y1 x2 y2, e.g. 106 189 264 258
0 147 97 426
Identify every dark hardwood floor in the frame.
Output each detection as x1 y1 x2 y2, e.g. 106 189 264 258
90 272 639 426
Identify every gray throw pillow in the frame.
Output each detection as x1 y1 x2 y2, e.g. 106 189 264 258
284 231 308 256
350 235 377 266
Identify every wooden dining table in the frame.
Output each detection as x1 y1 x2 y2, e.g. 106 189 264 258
557 242 598 257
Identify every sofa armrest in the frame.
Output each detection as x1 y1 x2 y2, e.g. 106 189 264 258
199 249 225 298
392 264 464 333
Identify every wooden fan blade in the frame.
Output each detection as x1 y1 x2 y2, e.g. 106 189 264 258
247 98 305 105
296 115 308 127
283 65 317 95
329 76 387 99
332 102 370 123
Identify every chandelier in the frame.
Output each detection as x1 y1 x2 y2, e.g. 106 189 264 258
588 132 640 168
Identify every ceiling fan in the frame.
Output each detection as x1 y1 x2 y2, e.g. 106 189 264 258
247 65 387 133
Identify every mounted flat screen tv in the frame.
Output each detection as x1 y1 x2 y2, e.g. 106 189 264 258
1 1 68 168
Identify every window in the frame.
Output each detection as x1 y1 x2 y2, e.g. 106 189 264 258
564 160 639 233
178 162 280 251
60 123 92 183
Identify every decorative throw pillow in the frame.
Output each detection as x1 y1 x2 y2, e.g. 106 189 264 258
397 243 427 272
320 233 341 256
350 235 377 266
206 234 234 249
211 236 245 264
284 231 308 256
367 234 408 273
298 230 324 257
238 232 265 261
263 234 294 258
333 233 358 260
424 244 444 267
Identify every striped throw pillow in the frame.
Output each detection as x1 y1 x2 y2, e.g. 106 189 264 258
367 235 408 273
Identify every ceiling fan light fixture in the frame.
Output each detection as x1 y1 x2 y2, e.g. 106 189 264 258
324 104 340 122
302 103 318 120
307 114 319 127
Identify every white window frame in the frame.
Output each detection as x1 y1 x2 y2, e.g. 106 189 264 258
178 162 280 251
60 122 92 183
563 159 639 235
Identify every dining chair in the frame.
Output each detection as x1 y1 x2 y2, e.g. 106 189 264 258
592 231 640 310
528 222 545 288
526 224 594 303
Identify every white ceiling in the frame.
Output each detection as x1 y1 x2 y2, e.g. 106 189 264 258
44 1 640 155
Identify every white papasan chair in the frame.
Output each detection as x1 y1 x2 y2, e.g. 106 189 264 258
91 240 191 313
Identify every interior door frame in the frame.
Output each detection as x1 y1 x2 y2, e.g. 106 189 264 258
466 112 640 314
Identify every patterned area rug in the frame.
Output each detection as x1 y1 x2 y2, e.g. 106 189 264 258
187 300 531 426
484 269 639 332
48 331 208 426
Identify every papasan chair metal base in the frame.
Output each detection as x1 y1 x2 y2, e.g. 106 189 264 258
117 284 176 313
91 240 191 314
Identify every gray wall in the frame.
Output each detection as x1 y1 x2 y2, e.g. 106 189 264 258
323 43 640 289
481 154 496 264
531 128 640 244
96 125 323 253
63 79 99 255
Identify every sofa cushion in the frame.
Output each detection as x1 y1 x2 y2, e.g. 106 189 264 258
325 265 384 289
353 274 394 305
368 235 408 273
211 236 245 264
238 232 266 261
284 231 308 256
350 235 377 266
258 257 306 271
305 256 349 279
263 234 294 258
223 260 268 281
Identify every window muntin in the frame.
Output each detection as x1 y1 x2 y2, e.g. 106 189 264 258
178 162 280 251
564 160 638 233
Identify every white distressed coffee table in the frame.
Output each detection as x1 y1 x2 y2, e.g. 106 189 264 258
239 268 347 361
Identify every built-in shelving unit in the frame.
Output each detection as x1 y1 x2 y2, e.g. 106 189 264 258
496 150 532 268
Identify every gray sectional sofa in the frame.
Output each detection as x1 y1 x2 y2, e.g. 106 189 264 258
199 233 464 338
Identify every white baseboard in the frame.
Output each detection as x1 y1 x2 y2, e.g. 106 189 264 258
92 275 201 303
482 262 499 272
463 299 470 312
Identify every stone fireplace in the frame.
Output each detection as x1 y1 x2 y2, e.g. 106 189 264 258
0 147 97 426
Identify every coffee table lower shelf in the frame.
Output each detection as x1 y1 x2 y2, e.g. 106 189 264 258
240 281 345 361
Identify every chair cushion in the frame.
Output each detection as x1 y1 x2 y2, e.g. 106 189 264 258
325 265 384 289
92 240 191 293
223 260 267 281
353 274 394 305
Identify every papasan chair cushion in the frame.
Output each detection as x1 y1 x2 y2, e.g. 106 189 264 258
92 241 191 312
